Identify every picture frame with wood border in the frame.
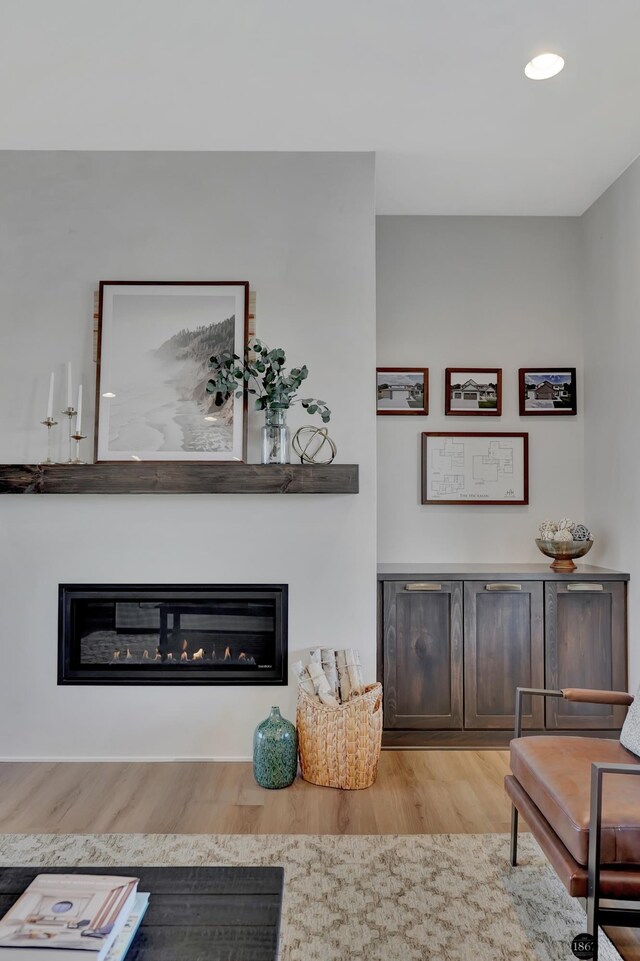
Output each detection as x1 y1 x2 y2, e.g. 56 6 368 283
445 367 502 416
518 367 577 416
376 367 429 416
421 431 529 505
95 281 249 463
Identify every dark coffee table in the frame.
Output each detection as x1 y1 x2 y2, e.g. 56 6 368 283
0 866 284 961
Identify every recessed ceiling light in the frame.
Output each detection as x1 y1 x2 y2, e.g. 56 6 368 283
524 52 565 81
131 455 141 461
204 415 218 422
102 391 116 398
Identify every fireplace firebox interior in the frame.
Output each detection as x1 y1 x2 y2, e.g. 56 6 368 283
58 584 287 685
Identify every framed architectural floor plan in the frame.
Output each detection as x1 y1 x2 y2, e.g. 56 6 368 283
95 281 249 462
421 432 529 505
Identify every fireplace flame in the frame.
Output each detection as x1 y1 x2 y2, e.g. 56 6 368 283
180 651 188 661
154 649 161 660
224 646 231 660
142 650 149 659
125 648 132 659
111 649 120 661
192 648 204 660
167 653 174 660
181 639 188 652
239 652 246 660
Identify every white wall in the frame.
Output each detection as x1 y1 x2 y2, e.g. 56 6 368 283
376 216 584 563
0 151 376 759
582 155 640 692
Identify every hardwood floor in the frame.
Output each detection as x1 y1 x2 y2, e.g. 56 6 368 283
0 751 636 960
0 751 512 834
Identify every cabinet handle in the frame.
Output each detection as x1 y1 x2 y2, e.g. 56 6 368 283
404 582 442 591
485 583 522 591
566 583 604 592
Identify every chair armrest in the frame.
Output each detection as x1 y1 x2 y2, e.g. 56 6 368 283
587 762 640 931
513 688 563 738
513 687 634 739
562 688 634 706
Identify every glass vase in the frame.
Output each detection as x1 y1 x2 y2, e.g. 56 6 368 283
261 409 290 465
253 706 298 789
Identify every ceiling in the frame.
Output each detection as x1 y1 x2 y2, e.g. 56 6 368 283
2 0 640 215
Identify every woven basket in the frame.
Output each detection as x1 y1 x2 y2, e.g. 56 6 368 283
297 682 383 790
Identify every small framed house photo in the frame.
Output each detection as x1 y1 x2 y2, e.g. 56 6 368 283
519 368 577 416
95 281 249 462
376 367 429 416
445 368 502 416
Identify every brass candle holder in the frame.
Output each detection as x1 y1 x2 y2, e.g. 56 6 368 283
40 416 58 465
61 406 77 463
70 432 87 465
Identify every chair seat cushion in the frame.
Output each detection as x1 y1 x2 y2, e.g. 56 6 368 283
510 736 640 866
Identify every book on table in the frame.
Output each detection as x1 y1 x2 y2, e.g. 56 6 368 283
103 894 149 961
0 875 139 961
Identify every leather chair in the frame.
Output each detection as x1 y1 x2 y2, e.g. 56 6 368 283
505 687 640 958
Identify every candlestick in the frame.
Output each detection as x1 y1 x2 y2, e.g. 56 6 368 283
70 431 87 465
46 372 54 420
40 416 58 465
76 384 83 436
67 362 72 409
61 405 77 464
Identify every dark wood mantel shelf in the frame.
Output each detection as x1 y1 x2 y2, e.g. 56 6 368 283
0 463 359 495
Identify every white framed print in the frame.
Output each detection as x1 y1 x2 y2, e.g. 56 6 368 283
95 281 248 462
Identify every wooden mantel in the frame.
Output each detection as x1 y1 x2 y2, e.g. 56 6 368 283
0 463 359 495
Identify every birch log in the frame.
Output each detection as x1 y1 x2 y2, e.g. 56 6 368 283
306 661 339 707
336 648 364 701
292 659 316 696
321 649 340 699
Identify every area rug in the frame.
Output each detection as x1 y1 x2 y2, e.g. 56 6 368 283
0 833 621 960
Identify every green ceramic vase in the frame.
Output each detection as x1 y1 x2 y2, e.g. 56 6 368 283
253 706 297 789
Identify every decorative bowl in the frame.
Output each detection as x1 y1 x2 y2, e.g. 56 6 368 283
535 538 593 573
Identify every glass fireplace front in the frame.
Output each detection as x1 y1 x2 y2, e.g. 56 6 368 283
58 584 287 685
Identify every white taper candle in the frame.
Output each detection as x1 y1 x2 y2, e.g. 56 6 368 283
76 384 83 435
47 372 54 419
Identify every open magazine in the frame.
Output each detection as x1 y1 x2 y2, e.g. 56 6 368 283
0 876 138 961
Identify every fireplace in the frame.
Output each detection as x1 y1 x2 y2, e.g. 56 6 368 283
58 584 287 685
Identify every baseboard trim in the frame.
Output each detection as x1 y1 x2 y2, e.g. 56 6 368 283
0 756 253 763
382 728 621 749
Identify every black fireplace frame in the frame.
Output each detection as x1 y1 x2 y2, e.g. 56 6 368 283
58 583 288 686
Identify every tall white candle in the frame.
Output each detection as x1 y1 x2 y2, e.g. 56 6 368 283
67 362 72 409
47 372 54 419
76 384 83 436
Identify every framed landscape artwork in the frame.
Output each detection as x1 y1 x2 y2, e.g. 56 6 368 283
95 281 249 462
376 367 429 416
421 432 529 505
519 367 577 415
445 368 502 416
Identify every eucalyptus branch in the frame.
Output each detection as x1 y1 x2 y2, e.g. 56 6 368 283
206 338 331 423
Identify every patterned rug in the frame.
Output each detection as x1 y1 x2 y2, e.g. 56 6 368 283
0 833 621 960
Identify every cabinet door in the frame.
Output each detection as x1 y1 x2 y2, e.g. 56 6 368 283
545 581 627 729
464 581 544 729
383 580 463 729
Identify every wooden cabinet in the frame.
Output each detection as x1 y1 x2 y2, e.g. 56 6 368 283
378 565 628 747
383 580 463 729
464 581 544 730
545 581 627 730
